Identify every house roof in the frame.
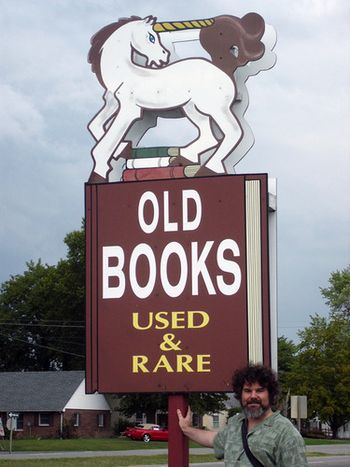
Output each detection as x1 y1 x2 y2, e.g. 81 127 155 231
0 371 85 412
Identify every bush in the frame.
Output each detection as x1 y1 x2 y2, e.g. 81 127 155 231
114 417 134 436
59 419 78 439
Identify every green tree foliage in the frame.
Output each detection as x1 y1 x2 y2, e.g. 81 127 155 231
188 392 229 415
277 336 297 414
320 265 350 318
278 335 297 387
288 314 350 437
0 224 85 371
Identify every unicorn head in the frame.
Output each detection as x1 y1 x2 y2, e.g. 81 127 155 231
130 16 170 68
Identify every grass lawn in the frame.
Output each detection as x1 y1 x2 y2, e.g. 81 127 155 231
0 458 157 467
304 438 350 445
1 436 349 453
0 437 167 452
0 455 215 467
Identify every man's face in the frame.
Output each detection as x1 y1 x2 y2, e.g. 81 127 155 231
241 381 270 419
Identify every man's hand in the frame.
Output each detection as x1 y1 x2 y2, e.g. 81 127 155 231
177 406 216 448
177 407 193 433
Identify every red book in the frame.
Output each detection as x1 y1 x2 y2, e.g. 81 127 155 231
122 165 200 181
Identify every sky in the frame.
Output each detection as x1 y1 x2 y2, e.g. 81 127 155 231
1 0 349 343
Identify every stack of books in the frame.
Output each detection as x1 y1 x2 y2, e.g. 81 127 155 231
122 147 200 181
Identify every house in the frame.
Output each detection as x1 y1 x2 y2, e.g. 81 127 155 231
201 394 240 432
0 371 112 439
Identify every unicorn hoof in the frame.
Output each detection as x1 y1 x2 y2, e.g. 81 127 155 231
88 171 108 184
195 166 221 177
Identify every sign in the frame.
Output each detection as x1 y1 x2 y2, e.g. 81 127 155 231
86 174 271 393
291 396 308 419
6 418 15 431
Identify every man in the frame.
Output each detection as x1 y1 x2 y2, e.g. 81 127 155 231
177 364 307 466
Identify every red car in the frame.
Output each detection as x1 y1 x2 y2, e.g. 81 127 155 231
123 423 168 442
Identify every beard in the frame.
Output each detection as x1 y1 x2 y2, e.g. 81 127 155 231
242 400 270 419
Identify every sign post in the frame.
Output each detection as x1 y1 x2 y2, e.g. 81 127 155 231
168 395 189 467
6 413 18 454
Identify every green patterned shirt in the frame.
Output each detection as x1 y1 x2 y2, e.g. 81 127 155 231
213 411 307 466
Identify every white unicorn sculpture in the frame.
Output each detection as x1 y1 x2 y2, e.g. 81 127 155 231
88 14 276 182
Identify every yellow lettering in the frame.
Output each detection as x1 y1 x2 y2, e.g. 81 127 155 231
154 311 170 329
132 312 153 330
188 311 210 329
153 355 174 373
132 355 149 373
171 311 186 329
197 354 211 372
176 354 194 372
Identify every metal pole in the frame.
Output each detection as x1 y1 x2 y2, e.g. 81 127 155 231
168 394 189 467
9 427 13 454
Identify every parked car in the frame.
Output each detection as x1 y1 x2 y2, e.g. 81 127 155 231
123 423 168 442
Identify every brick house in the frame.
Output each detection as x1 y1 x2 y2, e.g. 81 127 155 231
0 371 112 438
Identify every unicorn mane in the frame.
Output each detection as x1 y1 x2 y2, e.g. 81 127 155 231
88 16 141 88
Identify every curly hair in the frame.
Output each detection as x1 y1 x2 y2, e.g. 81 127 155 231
232 364 279 406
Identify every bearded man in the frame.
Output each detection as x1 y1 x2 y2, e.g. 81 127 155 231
177 364 307 466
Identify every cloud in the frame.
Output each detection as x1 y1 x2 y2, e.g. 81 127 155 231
0 84 45 142
0 0 349 344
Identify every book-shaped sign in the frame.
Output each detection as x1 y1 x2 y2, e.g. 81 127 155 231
86 174 270 393
87 14 276 183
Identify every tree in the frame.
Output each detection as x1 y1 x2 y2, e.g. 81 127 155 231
278 335 297 387
277 336 297 414
288 314 350 437
0 223 85 371
118 392 229 423
320 265 350 318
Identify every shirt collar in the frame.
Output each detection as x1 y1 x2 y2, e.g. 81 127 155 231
238 410 280 426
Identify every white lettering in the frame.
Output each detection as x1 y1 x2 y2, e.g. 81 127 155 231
191 241 216 295
216 239 241 295
163 191 178 232
160 242 188 297
102 246 125 298
183 190 202 231
129 244 156 298
138 191 159 234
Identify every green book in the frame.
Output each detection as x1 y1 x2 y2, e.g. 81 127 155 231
131 147 176 159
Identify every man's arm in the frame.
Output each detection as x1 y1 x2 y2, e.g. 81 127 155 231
177 407 217 448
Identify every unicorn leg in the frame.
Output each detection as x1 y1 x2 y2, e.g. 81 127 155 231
88 91 119 141
203 110 242 174
180 102 218 162
91 105 141 178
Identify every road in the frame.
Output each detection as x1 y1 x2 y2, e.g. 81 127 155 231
1 445 350 466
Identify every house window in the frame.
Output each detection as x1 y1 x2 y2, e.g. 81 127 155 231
9 413 23 431
38 413 51 426
73 413 80 427
16 413 24 430
97 413 105 427
212 414 219 429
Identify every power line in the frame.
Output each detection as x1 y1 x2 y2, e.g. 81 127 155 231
0 322 84 329
0 331 84 358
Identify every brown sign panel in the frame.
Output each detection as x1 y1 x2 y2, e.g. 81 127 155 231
86 174 270 393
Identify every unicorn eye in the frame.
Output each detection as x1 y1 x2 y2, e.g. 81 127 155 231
148 32 155 44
